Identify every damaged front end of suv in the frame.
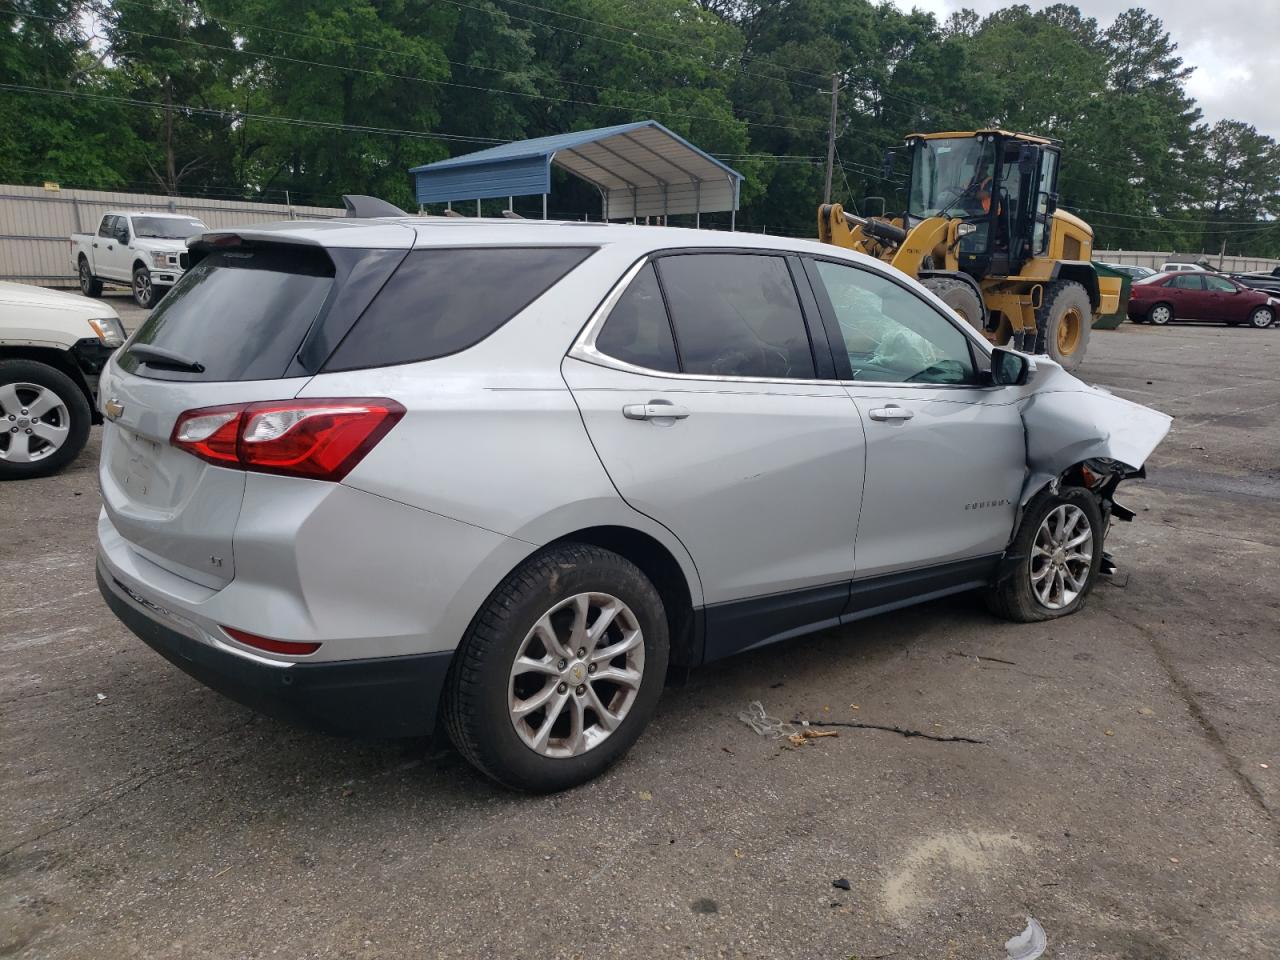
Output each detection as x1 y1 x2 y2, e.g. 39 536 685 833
988 362 1172 620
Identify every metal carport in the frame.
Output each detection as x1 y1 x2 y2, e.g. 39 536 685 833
408 121 743 227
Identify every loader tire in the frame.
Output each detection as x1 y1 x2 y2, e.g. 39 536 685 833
1037 280 1092 372
922 277 984 332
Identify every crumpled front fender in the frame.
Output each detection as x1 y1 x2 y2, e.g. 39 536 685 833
1016 363 1172 506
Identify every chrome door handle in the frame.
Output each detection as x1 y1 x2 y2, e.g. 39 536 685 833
868 406 914 422
623 401 690 421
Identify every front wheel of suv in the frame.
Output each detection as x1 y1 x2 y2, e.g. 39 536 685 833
986 486 1104 623
444 543 670 792
0 359 92 480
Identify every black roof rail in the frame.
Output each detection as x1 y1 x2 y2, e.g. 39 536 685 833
342 195 409 218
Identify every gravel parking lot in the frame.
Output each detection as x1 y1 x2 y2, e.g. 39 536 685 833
2 301 1277 959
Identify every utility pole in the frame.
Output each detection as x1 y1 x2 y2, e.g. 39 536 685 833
824 73 839 205
1218 237 1227 271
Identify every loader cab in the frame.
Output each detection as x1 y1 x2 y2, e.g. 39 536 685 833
905 131 1059 279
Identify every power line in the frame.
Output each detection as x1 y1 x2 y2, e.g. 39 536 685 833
0 83 506 143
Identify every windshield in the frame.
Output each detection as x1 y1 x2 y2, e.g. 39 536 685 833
908 137 996 218
132 217 205 239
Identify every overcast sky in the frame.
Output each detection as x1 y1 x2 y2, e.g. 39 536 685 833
888 0 1280 140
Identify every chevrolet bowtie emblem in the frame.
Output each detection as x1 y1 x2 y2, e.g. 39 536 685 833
104 397 124 420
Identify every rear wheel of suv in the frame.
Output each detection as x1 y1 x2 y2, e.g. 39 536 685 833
0 359 91 480
986 486 1104 623
444 543 670 792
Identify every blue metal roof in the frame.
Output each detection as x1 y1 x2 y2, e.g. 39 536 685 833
409 120 743 219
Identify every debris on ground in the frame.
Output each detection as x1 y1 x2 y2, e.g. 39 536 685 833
1004 916 1047 960
690 897 718 914
832 877 851 890
638 790 653 801
738 701 987 745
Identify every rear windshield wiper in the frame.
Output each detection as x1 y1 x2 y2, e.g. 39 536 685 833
127 344 206 372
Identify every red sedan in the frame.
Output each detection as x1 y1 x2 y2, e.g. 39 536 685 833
1128 272 1277 328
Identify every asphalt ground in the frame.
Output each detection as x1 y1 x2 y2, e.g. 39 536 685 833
2 296 1277 959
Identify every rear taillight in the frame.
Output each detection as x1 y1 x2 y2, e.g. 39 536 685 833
170 398 404 481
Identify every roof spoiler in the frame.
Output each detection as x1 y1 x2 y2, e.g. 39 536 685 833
342 194 409 218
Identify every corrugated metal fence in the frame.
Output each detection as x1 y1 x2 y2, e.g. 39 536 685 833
0 184 344 286
1095 249 1280 273
4 184 1278 285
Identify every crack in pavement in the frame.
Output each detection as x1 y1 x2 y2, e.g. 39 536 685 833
1104 608 1275 830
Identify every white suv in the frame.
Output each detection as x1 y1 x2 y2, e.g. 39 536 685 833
1 281 125 478
95 217 1170 791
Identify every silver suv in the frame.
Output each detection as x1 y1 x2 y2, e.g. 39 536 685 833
96 218 1170 791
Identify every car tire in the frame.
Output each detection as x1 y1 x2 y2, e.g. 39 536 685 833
1037 280 1091 371
132 264 160 309
1248 306 1274 329
985 485 1104 623
1147 302 1174 326
78 257 103 298
0 359 92 481
444 542 670 792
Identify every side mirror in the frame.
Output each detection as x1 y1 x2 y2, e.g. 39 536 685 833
990 347 1036 387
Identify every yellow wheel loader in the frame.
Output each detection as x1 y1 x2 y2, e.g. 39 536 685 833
817 130 1120 371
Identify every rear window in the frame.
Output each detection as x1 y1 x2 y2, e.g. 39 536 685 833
118 246 335 381
322 246 594 372
133 216 205 239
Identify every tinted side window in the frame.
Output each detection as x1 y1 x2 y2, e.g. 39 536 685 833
594 263 679 373
1204 275 1235 292
813 260 976 384
1170 275 1203 290
325 247 594 372
655 254 815 379
97 216 116 238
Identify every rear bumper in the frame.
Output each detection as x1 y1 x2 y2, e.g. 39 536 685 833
98 563 453 737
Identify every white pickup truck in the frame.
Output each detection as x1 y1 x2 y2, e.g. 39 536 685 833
71 211 206 308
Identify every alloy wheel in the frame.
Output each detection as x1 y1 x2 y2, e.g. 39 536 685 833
0 382 70 464
79 261 92 294
1030 504 1093 610
134 270 152 306
508 591 644 758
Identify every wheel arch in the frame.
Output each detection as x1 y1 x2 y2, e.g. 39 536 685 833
0 346 99 423
545 524 701 668
1052 262 1100 313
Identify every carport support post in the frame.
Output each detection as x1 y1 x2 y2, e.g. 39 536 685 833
476 199 481 217
543 194 547 220
695 181 701 229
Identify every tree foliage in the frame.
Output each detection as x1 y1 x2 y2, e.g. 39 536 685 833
3 0 1277 255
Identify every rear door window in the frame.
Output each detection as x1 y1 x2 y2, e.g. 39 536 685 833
654 253 816 379
1170 275 1203 290
97 216 116 238
323 246 595 371
118 245 335 381
593 263 680 373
